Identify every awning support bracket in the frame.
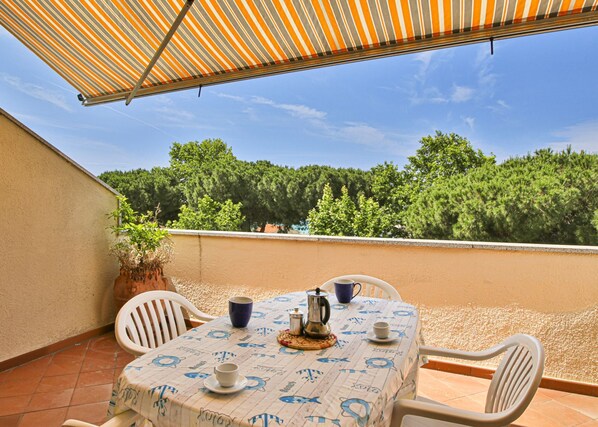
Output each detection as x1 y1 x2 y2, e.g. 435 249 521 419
490 36 494 55
125 0 195 105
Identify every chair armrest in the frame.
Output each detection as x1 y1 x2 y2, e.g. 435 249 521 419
102 410 144 427
187 305 217 322
62 421 97 427
420 342 508 361
392 398 508 427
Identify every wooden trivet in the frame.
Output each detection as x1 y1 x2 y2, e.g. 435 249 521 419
277 329 337 350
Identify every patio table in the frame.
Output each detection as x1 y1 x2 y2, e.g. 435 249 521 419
110 291 423 427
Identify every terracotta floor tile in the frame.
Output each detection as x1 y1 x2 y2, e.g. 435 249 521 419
115 353 135 368
81 357 115 373
444 390 487 412
578 420 598 426
4 357 51 382
535 387 570 400
0 414 21 427
0 396 31 417
36 374 78 394
18 407 68 427
0 379 39 399
26 388 73 412
0 371 11 384
70 384 113 406
76 370 114 388
44 356 83 377
56 343 89 359
524 400 592 425
556 392 598 419
88 336 120 354
66 402 110 425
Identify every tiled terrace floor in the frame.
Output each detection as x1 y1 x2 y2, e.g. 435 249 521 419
0 333 596 427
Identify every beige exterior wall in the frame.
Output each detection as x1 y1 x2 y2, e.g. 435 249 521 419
0 109 119 362
166 231 598 384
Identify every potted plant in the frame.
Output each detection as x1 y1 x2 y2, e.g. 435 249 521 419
109 196 174 310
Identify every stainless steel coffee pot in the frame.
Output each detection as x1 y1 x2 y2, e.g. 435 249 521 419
304 288 331 338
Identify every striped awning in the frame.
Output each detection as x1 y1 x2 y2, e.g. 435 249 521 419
1 1 597 106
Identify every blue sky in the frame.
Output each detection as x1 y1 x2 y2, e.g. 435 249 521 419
1 25 597 176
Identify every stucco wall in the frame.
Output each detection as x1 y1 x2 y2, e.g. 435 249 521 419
0 109 119 362
166 231 598 384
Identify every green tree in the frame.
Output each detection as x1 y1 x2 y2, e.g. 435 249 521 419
168 195 244 231
99 167 183 223
308 184 396 237
403 148 598 245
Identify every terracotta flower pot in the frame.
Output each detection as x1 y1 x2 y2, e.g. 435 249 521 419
113 268 175 311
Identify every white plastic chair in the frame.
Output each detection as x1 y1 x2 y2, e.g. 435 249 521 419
116 290 216 357
391 334 545 427
321 274 402 301
63 410 143 426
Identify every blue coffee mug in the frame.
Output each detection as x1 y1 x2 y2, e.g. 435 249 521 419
334 280 362 303
229 297 253 328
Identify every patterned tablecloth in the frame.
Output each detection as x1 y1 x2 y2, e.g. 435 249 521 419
110 292 423 427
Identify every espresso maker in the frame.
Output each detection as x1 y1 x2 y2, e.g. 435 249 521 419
304 288 331 338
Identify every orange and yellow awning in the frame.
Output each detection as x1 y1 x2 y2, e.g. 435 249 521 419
1 0 597 106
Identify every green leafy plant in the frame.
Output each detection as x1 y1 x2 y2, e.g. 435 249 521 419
109 196 173 278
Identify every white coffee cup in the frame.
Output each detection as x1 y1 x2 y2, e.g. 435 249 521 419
373 321 390 339
214 363 239 387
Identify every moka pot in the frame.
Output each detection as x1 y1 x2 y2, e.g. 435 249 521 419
303 288 331 338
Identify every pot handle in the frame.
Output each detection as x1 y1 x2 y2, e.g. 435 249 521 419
321 297 331 325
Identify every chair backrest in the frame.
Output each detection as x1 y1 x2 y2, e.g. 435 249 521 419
116 291 199 356
321 274 401 301
486 334 545 418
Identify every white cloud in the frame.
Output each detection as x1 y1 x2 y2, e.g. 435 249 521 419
250 96 327 120
549 120 598 153
413 51 434 82
463 116 475 130
0 72 73 111
216 92 245 102
410 86 448 105
451 85 474 102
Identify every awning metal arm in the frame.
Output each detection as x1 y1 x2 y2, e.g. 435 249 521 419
125 0 195 105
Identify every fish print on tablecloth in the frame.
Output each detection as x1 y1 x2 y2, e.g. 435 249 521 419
124 365 142 371
252 311 267 318
305 415 341 426
245 376 268 391
237 342 266 348
340 397 371 427
280 395 321 404
207 330 231 339
184 372 210 379
331 304 347 310
248 413 284 426
296 368 323 382
273 320 289 325
358 310 381 314
150 385 177 417
212 351 236 362
151 355 183 368
252 353 276 359
391 329 407 337
339 368 367 374
361 299 377 305
274 296 292 302
341 330 367 335
317 357 349 363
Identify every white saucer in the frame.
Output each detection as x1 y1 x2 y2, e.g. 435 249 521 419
367 331 400 343
204 375 247 394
